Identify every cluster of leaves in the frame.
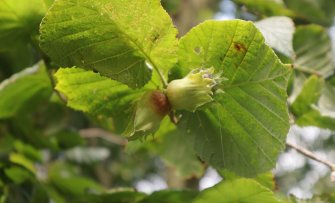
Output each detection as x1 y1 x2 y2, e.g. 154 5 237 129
0 0 335 202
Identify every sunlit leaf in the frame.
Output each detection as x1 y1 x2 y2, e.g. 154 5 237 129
54 67 146 132
178 20 291 177
40 0 178 88
195 178 281 203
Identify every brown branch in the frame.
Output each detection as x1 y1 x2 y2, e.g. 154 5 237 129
286 141 335 171
79 128 128 146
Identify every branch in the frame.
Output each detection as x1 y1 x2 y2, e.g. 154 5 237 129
80 128 128 146
286 141 335 170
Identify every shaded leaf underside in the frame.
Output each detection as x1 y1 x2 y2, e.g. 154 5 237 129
293 25 334 77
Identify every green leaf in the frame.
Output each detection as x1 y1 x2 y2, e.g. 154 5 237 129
178 20 291 177
74 191 146 203
48 162 103 196
233 0 294 17
0 62 52 119
139 190 198 203
4 166 33 184
290 75 335 130
284 0 335 27
219 170 276 191
13 141 42 162
54 67 145 132
0 0 51 51
291 75 324 116
194 178 281 203
40 0 178 88
295 110 335 131
293 25 334 78
0 43 35 75
54 130 85 149
255 172 276 191
9 153 35 173
159 129 204 178
255 17 294 57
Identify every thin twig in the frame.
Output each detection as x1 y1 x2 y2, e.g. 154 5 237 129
80 128 128 146
286 141 335 170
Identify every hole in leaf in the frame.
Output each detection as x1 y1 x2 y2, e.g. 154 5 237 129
151 33 160 42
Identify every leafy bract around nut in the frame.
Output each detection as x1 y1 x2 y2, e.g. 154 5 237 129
166 68 221 112
124 90 171 140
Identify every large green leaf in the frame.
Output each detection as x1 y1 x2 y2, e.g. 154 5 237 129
0 0 52 51
54 67 146 132
293 25 334 78
0 62 52 119
40 0 178 88
194 178 281 203
178 20 291 177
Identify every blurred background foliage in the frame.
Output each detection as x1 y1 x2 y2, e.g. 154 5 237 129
1 0 335 202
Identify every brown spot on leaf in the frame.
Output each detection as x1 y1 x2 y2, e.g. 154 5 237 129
194 47 201 55
234 43 247 53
